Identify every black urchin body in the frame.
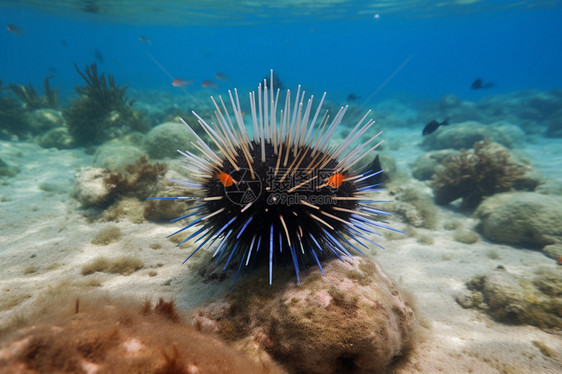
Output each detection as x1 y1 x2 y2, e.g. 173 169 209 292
203 140 358 280
152 71 391 285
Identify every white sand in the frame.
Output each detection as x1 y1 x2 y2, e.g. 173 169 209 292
0 131 560 373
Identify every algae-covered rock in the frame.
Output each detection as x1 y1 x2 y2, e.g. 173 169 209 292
37 127 74 149
93 142 146 170
29 108 64 133
411 149 460 181
475 192 562 249
193 257 417 374
421 120 524 150
0 298 287 374
458 268 562 330
142 121 196 159
72 167 113 208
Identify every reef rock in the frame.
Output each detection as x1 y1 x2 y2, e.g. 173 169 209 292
29 108 64 133
421 120 524 150
411 149 460 181
72 167 112 208
457 267 562 330
475 192 562 249
93 142 147 170
0 298 287 374
193 257 416 374
143 121 196 159
37 127 74 149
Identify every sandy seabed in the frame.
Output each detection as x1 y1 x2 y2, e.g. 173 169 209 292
0 126 561 373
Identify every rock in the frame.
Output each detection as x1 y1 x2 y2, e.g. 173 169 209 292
72 167 112 208
29 108 64 132
143 170 195 222
0 298 287 374
388 185 438 229
93 142 147 170
193 257 417 374
143 122 196 159
421 120 524 150
475 192 562 249
542 243 562 262
37 127 74 149
458 268 562 330
411 149 460 181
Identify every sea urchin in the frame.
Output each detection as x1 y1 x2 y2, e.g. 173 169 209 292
151 71 395 286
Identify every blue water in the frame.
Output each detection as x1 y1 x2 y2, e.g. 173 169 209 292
1 2 561 106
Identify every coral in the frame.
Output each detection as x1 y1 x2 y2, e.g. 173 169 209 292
103 156 167 202
7 75 59 110
0 298 287 374
72 157 167 212
192 257 417 374
430 140 530 209
63 63 150 146
475 192 562 250
457 267 562 330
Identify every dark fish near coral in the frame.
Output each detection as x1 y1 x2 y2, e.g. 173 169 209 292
201 80 218 88
471 78 494 90
6 24 24 36
94 49 104 63
172 78 192 87
361 154 387 186
347 93 359 101
139 35 151 44
422 118 449 136
215 72 229 81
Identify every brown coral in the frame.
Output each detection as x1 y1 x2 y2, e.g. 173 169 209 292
430 140 527 209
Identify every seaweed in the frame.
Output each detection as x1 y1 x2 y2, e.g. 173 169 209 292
7 75 59 110
0 79 31 138
430 139 525 209
63 63 150 146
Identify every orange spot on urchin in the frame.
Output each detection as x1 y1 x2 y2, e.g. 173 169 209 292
219 172 234 187
328 173 344 189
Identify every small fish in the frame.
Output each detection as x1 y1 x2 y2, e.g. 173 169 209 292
215 72 229 81
172 78 192 87
7 24 24 36
422 118 449 136
201 80 218 88
471 78 494 90
94 49 104 64
471 78 483 90
139 35 151 44
346 93 359 101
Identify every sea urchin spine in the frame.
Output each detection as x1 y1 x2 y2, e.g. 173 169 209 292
151 71 397 286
